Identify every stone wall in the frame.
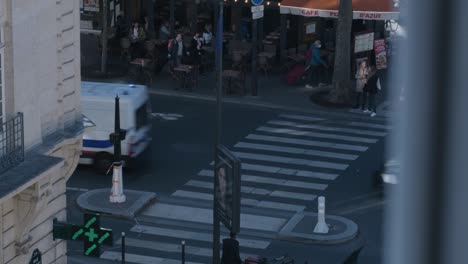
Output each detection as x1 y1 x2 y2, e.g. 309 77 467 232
0 0 82 263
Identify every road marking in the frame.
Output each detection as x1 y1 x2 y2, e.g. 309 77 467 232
348 122 392 130
186 180 272 195
269 190 317 201
257 126 378 143
268 120 387 137
114 238 253 260
66 187 90 192
279 114 325 122
129 225 271 249
246 134 368 152
233 151 349 170
198 170 328 190
235 142 359 161
142 203 287 232
101 251 203 264
174 188 315 203
241 163 339 180
257 201 305 212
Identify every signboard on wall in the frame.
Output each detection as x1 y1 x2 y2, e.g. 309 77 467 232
354 32 374 53
305 23 316 34
374 39 388 69
83 0 99 12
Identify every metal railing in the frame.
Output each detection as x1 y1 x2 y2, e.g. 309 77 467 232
0 113 24 174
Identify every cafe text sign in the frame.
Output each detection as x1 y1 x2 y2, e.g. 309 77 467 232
280 6 399 21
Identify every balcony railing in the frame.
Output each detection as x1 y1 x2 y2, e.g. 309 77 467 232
0 113 24 174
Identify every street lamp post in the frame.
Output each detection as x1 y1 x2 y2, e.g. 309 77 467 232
213 1 224 264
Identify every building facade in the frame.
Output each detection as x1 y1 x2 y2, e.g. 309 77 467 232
0 0 82 263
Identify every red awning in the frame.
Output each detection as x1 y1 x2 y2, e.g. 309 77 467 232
280 0 399 20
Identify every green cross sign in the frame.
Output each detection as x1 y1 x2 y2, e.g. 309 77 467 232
53 213 113 258
85 228 98 242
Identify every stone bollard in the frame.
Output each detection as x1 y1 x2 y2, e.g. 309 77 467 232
313 196 329 234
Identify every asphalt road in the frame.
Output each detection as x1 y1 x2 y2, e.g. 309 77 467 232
67 94 390 264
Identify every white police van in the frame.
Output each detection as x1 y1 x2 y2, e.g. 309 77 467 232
80 81 151 173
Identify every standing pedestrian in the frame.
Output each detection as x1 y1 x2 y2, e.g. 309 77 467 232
305 40 328 89
364 67 380 117
159 21 171 41
354 60 369 111
191 32 204 72
221 232 243 264
168 33 186 70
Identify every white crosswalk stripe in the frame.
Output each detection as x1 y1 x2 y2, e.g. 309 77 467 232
347 121 392 130
268 120 387 137
101 252 204 264
232 151 349 170
235 142 359 160
245 134 368 152
129 225 271 249
256 126 379 143
110 112 390 263
198 169 328 190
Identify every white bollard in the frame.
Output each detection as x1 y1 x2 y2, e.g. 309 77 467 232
313 196 329 234
110 163 126 203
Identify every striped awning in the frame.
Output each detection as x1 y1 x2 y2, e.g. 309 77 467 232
280 0 399 20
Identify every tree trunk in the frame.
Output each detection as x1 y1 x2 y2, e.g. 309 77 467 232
101 0 108 74
327 0 353 104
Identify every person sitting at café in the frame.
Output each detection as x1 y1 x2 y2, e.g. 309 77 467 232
159 21 171 41
129 22 146 43
202 23 213 46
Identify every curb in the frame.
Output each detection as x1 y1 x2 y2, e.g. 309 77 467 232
76 189 157 220
277 211 359 244
148 89 390 120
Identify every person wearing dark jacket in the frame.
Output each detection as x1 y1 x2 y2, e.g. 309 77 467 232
168 34 187 69
221 232 243 264
364 68 380 117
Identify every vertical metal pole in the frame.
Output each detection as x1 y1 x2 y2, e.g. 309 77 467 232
121 232 126 264
213 1 223 264
170 0 175 37
181 240 186 264
251 18 258 96
280 14 287 62
101 0 108 74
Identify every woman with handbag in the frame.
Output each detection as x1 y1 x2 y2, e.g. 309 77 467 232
354 60 369 110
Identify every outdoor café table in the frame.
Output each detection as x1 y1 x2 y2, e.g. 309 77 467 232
258 52 276 60
222 70 244 95
129 58 152 82
173 64 197 91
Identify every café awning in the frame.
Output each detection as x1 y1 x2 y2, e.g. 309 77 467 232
280 0 399 20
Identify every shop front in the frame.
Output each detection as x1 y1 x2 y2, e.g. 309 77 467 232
279 0 399 74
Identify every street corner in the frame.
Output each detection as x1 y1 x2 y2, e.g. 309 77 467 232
76 188 157 220
276 211 359 245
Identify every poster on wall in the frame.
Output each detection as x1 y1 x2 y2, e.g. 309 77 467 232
305 23 316 34
354 32 374 53
83 0 99 12
374 39 388 69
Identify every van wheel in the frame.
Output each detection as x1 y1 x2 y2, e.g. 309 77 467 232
93 153 113 175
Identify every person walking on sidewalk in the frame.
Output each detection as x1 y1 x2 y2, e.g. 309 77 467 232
354 60 369 111
221 232 243 264
364 67 381 117
305 40 328 89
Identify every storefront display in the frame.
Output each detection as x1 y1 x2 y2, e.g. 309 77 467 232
374 39 388 69
354 32 374 53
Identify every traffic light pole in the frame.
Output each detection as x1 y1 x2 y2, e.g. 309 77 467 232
213 1 223 263
251 17 258 96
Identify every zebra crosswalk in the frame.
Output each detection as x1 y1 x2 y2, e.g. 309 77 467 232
100 112 390 263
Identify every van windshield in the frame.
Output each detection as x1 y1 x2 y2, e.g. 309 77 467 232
136 102 148 129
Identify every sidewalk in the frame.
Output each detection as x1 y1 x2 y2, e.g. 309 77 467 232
81 37 392 116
